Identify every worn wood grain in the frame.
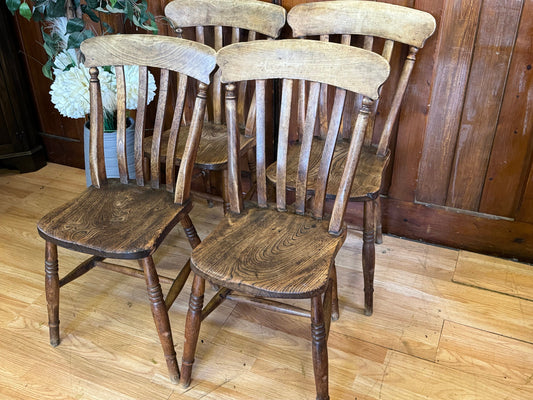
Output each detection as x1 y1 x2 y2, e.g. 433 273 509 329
479 0 533 219
446 0 523 211
416 0 483 205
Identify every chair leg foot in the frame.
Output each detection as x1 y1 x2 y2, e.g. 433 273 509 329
45 241 60 347
363 201 376 316
311 295 329 400
180 274 205 388
139 256 180 383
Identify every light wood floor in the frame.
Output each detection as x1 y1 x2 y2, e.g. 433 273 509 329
1 163 533 399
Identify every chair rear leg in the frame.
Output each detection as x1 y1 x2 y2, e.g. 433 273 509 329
363 201 376 316
139 256 179 383
44 241 60 347
311 295 329 400
180 273 205 388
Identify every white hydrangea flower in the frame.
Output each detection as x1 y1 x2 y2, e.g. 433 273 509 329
121 65 157 110
53 49 78 76
50 64 115 119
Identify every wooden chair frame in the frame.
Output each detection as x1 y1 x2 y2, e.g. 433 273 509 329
268 0 437 315
180 39 389 400
37 35 216 383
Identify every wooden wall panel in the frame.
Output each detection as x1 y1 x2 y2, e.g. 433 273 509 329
446 0 523 211
416 0 482 205
479 0 533 218
388 0 442 202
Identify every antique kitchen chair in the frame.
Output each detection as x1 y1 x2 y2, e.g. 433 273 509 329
266 0 436 315
141 0 286 211
37 34 216 383
180 40 389 399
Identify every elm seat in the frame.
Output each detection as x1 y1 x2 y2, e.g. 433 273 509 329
267 141 390 201
37 34 216 384
143 123 255 170
191 206 346 298
38 180 192 259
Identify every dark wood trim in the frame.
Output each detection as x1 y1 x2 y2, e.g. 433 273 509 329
382 197 533 264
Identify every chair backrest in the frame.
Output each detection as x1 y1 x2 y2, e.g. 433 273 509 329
287 0 436 156
165 0 286 130
80 34 216 203
218 40 390 234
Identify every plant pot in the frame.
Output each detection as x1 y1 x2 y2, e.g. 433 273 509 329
83 117 136 186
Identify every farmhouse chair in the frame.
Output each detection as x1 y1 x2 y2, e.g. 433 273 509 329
142 0 286 211
266 0 436 315
180 39 389 400
37 35 216 383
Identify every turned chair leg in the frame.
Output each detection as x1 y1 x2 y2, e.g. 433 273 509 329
363 200 376 316
181 215 202 250
221 169 231 215
311 295 329 400
180 274 205 388
374 196 383 244
44 241 60 347
330 264 339 321
139 256 180 384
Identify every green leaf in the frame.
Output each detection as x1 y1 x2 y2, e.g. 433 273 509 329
5 0 21 15
81 4 100 22
102 22 114 34
46 0 68 18
66 18 85 33
18 2 32 20
42 59 54 80
67 30 94 49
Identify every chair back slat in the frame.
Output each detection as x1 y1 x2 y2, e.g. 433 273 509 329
254 80 267 208
318 35 330 140
312 88 347 218
150 68 170 189
219 39 389 223
166 74 189 191
195 26 205 44
134 66 148 186
81 35 216 204
276 79 293 212
295 81 320 214
114 65 128 184
237 31 256 125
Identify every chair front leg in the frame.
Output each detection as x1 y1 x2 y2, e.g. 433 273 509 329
45 241 60 347
180 273 205 388
181 215 201 250
363 200 376 316
311 295 329 400
374 196 383 244
139 256 179 384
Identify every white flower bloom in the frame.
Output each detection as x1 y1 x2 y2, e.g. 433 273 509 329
50 64 115 119
53 49 78 75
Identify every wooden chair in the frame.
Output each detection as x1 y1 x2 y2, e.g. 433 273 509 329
37 35 216 383
180 39 389 400
266 0 436 315
142 0 286 211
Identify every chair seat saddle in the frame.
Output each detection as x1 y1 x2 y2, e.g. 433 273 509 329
266 141 390 201
143 122 256 171
191 206 347 299
37 179 192 259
